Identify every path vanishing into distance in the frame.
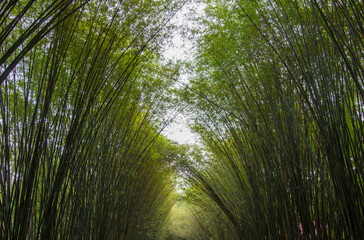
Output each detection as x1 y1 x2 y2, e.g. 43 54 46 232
1 0 363 239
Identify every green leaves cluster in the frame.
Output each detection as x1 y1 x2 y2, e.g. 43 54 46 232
0 0 184 239
180 0 364 239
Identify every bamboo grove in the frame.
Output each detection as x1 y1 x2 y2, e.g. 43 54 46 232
0 0 186 239
178 0 364 239
1 0 364 240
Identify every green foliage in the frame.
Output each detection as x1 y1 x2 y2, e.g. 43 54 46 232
0 0 184 239
2 0 363 239
179 0 364 239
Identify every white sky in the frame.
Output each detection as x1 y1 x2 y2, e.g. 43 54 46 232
161 1 205 145
163 113 199 144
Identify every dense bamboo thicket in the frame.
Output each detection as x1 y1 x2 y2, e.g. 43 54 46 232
1 0 363 239
180 0 364 239
0 0 184 239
